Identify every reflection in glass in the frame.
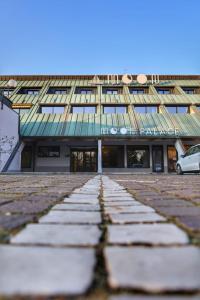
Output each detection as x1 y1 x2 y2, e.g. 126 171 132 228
127 146 150 168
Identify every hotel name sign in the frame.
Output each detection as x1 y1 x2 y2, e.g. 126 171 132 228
92 74 160 85
101 127 182 137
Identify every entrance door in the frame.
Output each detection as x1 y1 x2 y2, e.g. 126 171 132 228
152 146 164 172
21 146 33 171
70 149 97 172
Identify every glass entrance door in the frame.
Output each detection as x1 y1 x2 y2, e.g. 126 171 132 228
70 149 97 172
152 146 164 172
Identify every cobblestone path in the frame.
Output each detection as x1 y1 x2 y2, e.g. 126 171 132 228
0 175 200 299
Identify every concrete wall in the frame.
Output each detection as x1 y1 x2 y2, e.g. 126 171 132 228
0 103 19 172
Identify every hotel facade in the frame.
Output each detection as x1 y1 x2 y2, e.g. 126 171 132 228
0 74 200 173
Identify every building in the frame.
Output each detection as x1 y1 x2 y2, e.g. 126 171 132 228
0 74 200 173
0 94 20 172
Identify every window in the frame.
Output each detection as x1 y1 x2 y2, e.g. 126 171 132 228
75 87 96 94
127 146 150 168
71 106 96 113
40 106 65 114
0 89 14 97
182 88 195 94
129 88 148 94
156 88 172 94
47 87 70 95
102 87 122 95
103 106 127 114
134 105 158 113
102 146 124 168
13 108 30 115
166 106 189 114
38 146 60 158
17 88 41 95
182 87 200 94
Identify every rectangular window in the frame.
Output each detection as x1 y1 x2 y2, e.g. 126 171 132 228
47 87 70 95
182 87 200 94
182 88 195 94
156 88 172 95
75 87 96 94
102 146 124 168
71 106 96 113
0 89 14 97
40 106 65 114
134 106 158 113
127 146 150 168
14 108 30 115
129 88 148 94
17 88 41 95
103 106 127 114
102 87 122 95
38 146 60 158
166 106 189 114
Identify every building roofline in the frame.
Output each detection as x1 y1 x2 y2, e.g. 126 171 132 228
0 74 200 81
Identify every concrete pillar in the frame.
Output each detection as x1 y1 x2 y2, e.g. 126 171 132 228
163 144 168 173
124 145 127 168
149 145 153 172
98 139 102 174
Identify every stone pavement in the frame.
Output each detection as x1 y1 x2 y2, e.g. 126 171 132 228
0 174 200 299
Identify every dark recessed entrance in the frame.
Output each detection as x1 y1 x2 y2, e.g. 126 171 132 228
152 145 164 172
70 148 97 172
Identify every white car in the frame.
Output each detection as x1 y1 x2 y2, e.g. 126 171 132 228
176 144 200 175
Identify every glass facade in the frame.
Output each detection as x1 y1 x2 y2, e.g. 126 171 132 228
38 146 60 157
71 106 96 113
127 146 150 168
102 146 124 168
134 106 158 113
41 106 65 114
103 106 127 114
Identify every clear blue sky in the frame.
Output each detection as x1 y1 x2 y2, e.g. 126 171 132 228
0 0 200 75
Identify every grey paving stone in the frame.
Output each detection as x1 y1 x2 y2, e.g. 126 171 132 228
105 206 155 214
105 246 200 292
39 210 101 224
104 201 141 207
52 203 100 211
11 224 101 246
64 197 99 205
108 224 189 245
0 245 95 295
103 197 136 202
109 213 166 224
109 295 200 300
69 194 99 200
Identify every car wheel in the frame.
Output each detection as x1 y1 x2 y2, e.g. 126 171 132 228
176 164 183 175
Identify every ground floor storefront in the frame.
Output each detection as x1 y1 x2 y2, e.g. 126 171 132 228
20 138 196 173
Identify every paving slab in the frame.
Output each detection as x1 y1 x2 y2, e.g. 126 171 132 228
104 201 141 207
64 198 99 205
105 246 200 292
109 295 200 300
105 206 155 214
108 224 189 245
103 197 136 202
39 210 101 224
52 203 100 211
109 213 166 224
11 224 101 246
69 194 99 200
0 245 95 295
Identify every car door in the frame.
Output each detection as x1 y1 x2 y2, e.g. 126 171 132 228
190 145 200 171
181 147 195 171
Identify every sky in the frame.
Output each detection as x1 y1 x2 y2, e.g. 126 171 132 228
0 0 200 75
